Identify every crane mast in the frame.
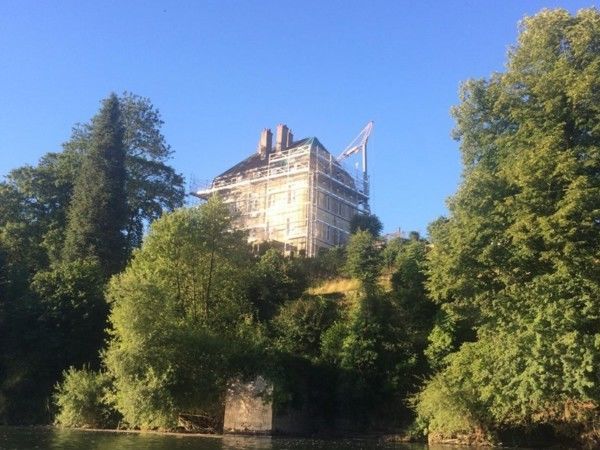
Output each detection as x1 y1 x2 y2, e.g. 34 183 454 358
337 121 373 212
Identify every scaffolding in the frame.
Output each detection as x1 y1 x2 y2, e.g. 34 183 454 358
194 126 370 257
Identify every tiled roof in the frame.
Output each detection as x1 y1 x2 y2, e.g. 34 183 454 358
214 137 321 180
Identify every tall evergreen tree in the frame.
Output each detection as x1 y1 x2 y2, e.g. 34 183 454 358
62 94 128 276
0 93 182 424
65 92 185 253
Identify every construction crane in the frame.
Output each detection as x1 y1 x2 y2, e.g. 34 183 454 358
337 120 373 162
337 121 373 211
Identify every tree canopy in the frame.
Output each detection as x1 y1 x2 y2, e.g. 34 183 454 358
0 92 184 424
104 198 264 429
349 213 383 237
417 8 600 445
62 93 128 276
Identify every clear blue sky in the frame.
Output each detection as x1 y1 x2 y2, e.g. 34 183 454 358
0 0 593 235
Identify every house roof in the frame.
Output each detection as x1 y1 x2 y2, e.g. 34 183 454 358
214 137 325 181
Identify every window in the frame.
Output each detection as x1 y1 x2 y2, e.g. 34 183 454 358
287 185 296 204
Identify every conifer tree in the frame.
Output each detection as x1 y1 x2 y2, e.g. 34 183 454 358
62 94 128 277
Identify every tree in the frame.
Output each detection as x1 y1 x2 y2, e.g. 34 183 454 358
65 92 185 252
247 249 308 321
62 94 128 277
1 93 185 268
1 150 81 265
103 198 264 429
391 239 437 374
344 230 382 287
419 8 600 445
0 92 184 425
320 288 416 429
31 259 107 371
272 295 338 361
349 213 383 237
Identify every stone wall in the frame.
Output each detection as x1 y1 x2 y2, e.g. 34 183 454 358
223 376 273 434
223 375 312 435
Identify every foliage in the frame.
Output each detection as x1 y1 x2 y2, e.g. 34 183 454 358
381 237 403 272
0 92 184 273
326 290 417 426
247 249 308 321
416 278 600 441
390 239 437 375
391 239 427 295
54 368 117 428
62 93 128 277
419 7 600 444
0 92 183 424
0 257 106 424
0 150 78 266
103 198 265 429
424 307 461 371
272 295 338 360
349 213 383 237
305 246 346 280
65 92 185 252
344 230 382 287
32 259 107 370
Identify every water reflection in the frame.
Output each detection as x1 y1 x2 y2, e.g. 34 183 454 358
0 426 504 450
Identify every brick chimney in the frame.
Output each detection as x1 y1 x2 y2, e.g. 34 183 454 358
257 128 273 158
275 124 290 152
287 130 294 147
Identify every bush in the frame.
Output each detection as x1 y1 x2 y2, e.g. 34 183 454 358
54 367 118 428
272 295 338 360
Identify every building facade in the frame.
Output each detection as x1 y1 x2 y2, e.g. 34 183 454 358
195 124 369 257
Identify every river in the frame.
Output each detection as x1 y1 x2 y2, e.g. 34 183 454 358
0 426 484 450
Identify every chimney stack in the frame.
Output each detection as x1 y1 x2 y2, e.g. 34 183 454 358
275 124 290 152
287 130 294 147
257 128 273 158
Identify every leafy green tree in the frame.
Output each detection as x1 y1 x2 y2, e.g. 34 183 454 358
65 92 185 252
1 151 81 265
0 92 183 424
0 259 106 424
62 93 128 277
391 239 437 374
31 259 107 370
381 237 403 272
321 290 416 429
247 249 307 321
1 93 184 268
272 295 338 361
391 239 427 295
103 198 264 429
344 230 382 287
419 8 600 445
0 182 51 279
349 213 383 237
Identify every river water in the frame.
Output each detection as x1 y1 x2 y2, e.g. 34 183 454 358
0 426 480 450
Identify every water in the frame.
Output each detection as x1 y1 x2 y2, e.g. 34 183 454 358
0 426 467 450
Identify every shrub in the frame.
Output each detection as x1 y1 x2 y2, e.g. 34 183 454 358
272 295 338 360
54 367 118 428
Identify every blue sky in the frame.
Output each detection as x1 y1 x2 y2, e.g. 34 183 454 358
0 0 593 235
